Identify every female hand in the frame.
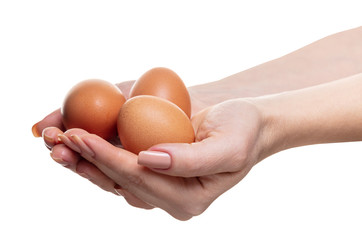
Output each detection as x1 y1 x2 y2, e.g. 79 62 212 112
33 80 156 208
45 98 269 220
31 79 213 211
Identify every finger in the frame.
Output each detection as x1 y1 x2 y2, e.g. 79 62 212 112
42 127 63 149
75 160 119 195
50 143 82 171
50 143 125 196
45 126 154 208
57 128 90 153
50 142 110 189
67 133 137 179
115 185 154 209
115 80 135 100
123 191 154 209
52 136 154 208
63 128 90 136
42 127 87 150
32 108 63 137
139 136 245 177
63 133 197 220
56 132 153 209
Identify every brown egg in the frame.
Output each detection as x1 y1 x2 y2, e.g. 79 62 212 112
61 79 126 140
117 95 195 154
129 67 192 118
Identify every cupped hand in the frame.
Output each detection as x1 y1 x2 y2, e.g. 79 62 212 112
31 80 209 214
48 128 155 210
39 98 269 220
33 80 157 209
32 78 271 220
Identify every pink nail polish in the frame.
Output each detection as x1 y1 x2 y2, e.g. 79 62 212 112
71 135 95 157
58 134 81 153
50 151 68 167
138 151 171 169
78 172 90 179
31 123 41 137
43 132 54 144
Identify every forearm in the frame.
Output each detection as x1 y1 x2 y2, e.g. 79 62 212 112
189 26 362 108
257 73 362 158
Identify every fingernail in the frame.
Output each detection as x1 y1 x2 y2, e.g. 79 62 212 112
58 134 81 153
32 123 41 137
71 135 95 157
138 151 171 169
114 184 125 197
43 132 53 143
50 151 68 167
78 172 90 179
43 131 54 150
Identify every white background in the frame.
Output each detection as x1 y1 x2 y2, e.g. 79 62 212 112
1 0 361 239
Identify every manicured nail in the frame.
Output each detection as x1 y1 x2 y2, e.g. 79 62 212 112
78 172 90 179
114 184 125 197
50 151 68 167
71 135 95 157
43 132 53 143
138 151 171 169
58 134 81 153
32 123 41 137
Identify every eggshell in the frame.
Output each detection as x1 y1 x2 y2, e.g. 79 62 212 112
61 79 126 140
117 95 195 154
129 67 192 118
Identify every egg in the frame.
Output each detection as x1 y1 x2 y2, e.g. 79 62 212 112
129 67 192 118
61 79 126 140
117 95 195 154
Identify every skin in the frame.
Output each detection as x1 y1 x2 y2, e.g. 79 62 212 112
32 26 362 220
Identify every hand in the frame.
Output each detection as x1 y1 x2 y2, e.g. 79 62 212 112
33 80 157 207
43 99 269 220
31 80 213 214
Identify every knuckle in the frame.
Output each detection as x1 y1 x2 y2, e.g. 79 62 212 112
182 157 197 176
122 173 145 190
177 193 210 217
179 147 203 177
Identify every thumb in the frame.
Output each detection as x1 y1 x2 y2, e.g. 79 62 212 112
32 108 63 137
138 136 244 177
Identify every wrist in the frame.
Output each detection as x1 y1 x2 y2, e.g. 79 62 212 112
250 90 305 162
188 80 241 106
248 97 288 162
188 76 255 115
253 73 362 160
